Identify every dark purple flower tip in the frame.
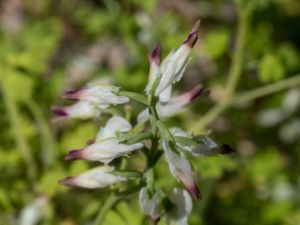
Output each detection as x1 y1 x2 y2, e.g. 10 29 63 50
86 139 95 146
149 44 162 65
58 176 77 187
52 106 68 117
189 85 206 102
63 89 82 99
187 181 202 201
64 149 84 160
219 144 235 154
183 19 201 48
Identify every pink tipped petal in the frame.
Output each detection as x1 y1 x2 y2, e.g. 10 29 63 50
170 85 206 106
64 149 84 160
189 86 206 102
59 177 77 187
178 170 201 200
183 19 200 48
52 106 68 117
149 44 162 65
63 89 83 99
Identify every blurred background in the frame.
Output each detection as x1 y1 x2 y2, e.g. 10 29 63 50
1 0 300 224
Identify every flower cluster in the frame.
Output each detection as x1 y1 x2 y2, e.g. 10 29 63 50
55 20 233 225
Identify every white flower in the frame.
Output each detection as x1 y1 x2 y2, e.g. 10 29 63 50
52 100 101 119
59 166 126 189
145 20 200 104
139 187 160 222
64 116 143 163
166 188 193 225
138 86 204 123
19 197 48 225
63 83 129 109
170 127 234 157
162 140 200 200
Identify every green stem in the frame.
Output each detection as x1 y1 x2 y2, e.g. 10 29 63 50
191 74 300 132
225 10 250 98
1 83 37 180
27 99 56 167
231 74 300 104
93 194 119 225
93 183 145 225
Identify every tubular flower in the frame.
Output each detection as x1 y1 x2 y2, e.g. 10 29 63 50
53 82 129 120
138 86 205 123
162 140 201 200
59 166 126 189
64 116 143 164
139 187 161 224
166 188 193 225
145 20 200 103
145 44 162 95
63 83 129 108
52 100 100 119
170 128 234 157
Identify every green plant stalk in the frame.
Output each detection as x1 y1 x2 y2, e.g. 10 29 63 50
225 10 250 98
191 74 300 132
93 183 145 225
93 194 119 225
27 99 56 167
191 9 250 133
1 83 37 180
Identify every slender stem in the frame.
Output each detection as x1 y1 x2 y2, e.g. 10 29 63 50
93 183 145 225
27 99 57 167
1 83 37 180
231 74 300 104
190 101 230 133
93 194 119 225
191 9 250 133
191 74 300 132
225 10 250 98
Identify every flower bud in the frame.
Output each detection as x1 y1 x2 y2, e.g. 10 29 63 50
154 21 200 102
166 188 193 225
52 100 100 119
139 187 160 224
146 44 162 95
138 86 206 123
63 84 129 109
162 140 201 200
64 116 143 163
59 166 126 189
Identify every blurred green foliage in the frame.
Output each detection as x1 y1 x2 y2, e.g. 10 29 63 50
0 0 300 224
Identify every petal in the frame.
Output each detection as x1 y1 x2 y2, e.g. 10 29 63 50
96 116 132 141
137 108 150 123
59 166 126 189
183 19 200 48
162 141 201 200
64 140 143 164
139 187 160 220
159 85 172 104
149 44 162 66
53 101 100 119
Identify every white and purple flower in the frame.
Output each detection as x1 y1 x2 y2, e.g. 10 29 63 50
59 166 126 189
64 115 143 164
